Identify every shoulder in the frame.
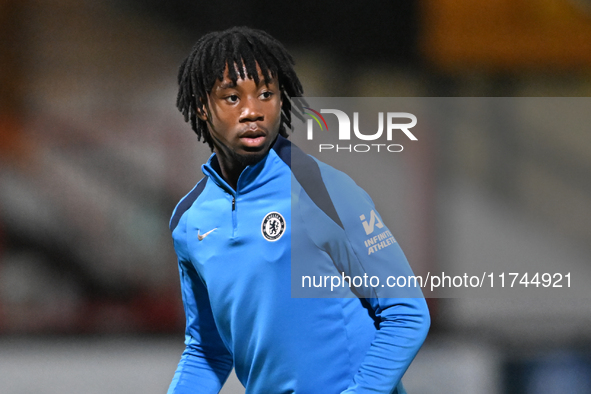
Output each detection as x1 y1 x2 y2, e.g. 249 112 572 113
277 140 346 229
313 158 373 208
310 159 378 240
273 136 365 197
169 177 209 233
281 140 373 231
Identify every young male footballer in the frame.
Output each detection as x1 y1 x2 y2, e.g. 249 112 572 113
168 26 430 394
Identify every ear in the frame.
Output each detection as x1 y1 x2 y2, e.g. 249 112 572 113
196 96 209 121
196 105 208 121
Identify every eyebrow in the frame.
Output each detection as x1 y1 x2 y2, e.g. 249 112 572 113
216 76 277 92
217 80 237 90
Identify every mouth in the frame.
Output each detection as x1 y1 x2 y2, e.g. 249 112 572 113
239 128 267 149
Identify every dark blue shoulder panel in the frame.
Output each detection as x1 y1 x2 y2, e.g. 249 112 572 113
169 177 208 233
273 136 344 229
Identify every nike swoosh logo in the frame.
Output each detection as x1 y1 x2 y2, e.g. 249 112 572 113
197 228 217 241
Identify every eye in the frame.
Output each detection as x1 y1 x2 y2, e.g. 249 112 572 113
260 91 273 99
226 95 239 103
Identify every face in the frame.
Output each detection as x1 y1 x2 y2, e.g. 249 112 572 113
200 64 282 168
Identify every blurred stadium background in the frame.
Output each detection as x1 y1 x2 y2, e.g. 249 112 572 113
1 0 591 393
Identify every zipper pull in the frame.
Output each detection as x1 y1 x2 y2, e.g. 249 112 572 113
232 196 235 211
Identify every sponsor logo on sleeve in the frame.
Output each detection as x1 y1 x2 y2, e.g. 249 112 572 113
360 210 396 255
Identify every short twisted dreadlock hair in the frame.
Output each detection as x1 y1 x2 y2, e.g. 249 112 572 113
176 26 304 151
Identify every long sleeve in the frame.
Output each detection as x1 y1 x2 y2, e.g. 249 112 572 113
167 257 234 394
312 159 430 393
336 203 430 393
335 228 430 394
340 297 429 394
168 198 233 394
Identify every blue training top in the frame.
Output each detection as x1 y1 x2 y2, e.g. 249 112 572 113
168 135 430 394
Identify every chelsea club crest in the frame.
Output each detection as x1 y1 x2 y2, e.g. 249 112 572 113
261 212 286 241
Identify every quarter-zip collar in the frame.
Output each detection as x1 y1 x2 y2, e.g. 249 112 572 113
201 135 288 195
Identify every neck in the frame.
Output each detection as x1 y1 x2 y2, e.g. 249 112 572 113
216 154 245 191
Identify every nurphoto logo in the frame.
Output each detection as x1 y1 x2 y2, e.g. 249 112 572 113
304 108 418 153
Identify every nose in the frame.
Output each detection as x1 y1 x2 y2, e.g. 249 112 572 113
239 97 264 123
